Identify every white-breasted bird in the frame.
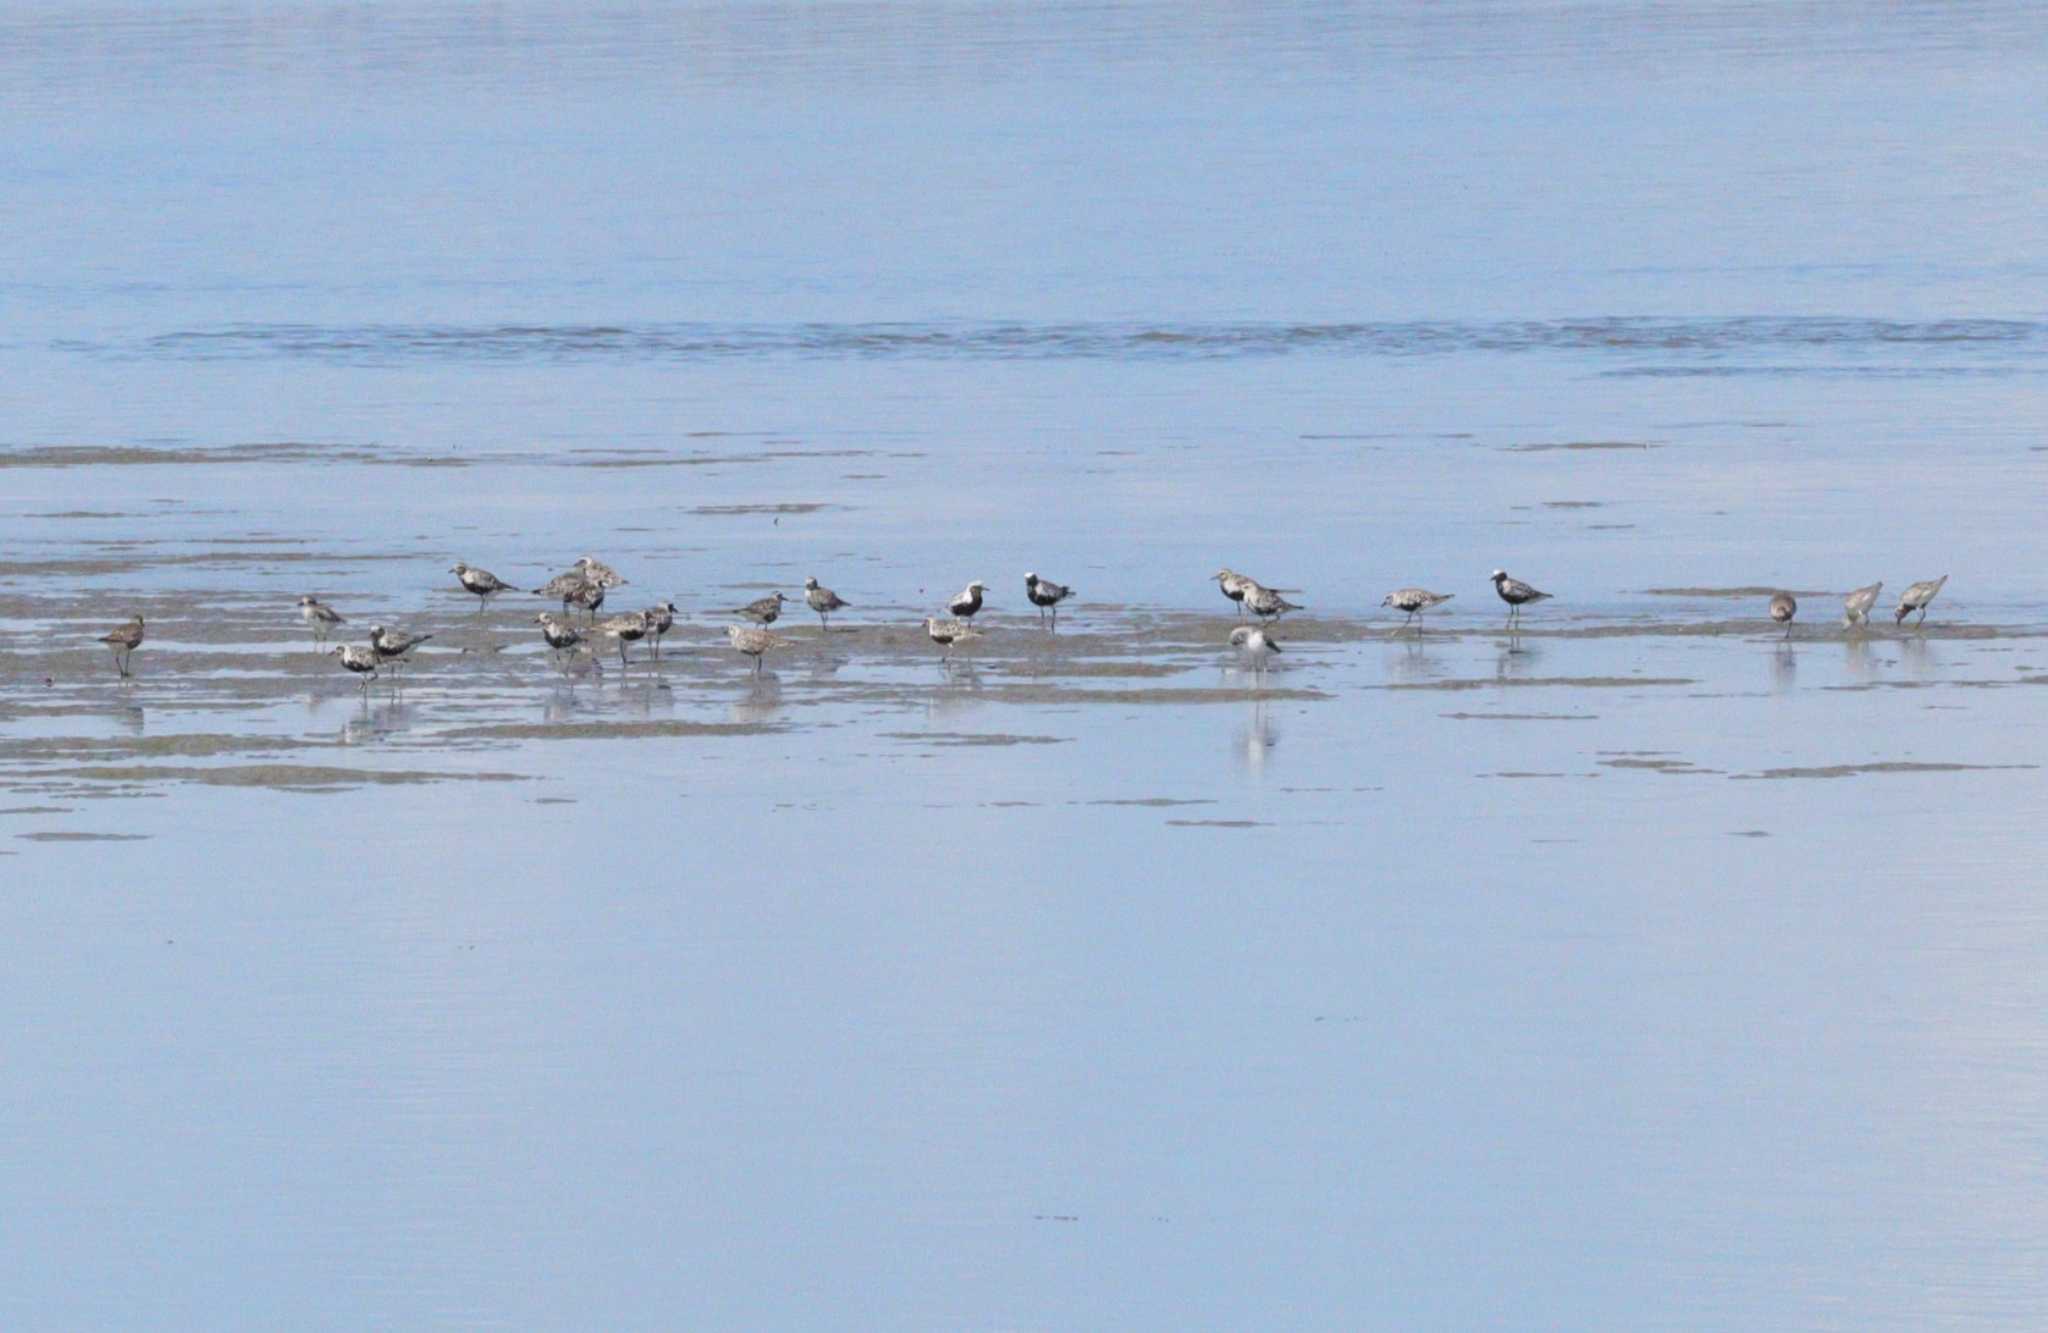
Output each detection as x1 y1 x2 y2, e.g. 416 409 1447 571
1894 575 1948 629
1382 587 1454 634
1842 581 1883 630
298 595 345 645
1769 592 1797 640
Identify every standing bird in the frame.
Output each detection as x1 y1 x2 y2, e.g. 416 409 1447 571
533 568 592 616
725 624 787 676
534 612 587 671
450 561 514 612
333 643 380 693
1894 575 1948 630
1213 569 1252 619
1768 592 1797 640
369 624 433 676
98 615 145 678
803 576 849 630
731 592 787 624
1491 569 1552 627
568 579 607 622
575 555 629 589
598 611 649 668
1242 581 1301 622
644 601 678 659
1228 625 1281 681
1842 581 1883 631
923 616 983 660
298 595 345 646
1024 572 1074 629
948 581 989 624
1382 588 1454 635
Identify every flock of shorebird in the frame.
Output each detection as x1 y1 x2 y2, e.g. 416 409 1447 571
84 556 1953 688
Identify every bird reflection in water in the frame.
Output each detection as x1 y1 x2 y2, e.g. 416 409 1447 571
1234 698 1278 777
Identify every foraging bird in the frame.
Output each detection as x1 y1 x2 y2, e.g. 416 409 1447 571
1895 575 1948 629
923 616 983 659
369 624 433 674
1490 570 1552 626
1842 581 1883 630
1228 625 1281 680
644 601 678 659
1768 592 1797 640
948 582 988 623
450 561 514 612
333 643 380 692
725 623 787 676
1241 581 1301 621
803 576 848 630
1382 588 1454 634
534 568 592 614
1213 569 1252 619
298 595 345 646
732 592 787 625
598 611 649 667
1024 572 1074 629
575 555 628 589
98 615 144 678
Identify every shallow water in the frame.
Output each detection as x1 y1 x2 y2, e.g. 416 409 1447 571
5 1 2048 1328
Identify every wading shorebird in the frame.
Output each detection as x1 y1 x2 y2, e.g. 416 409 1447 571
599 611 649 667
568 579 606 622
732 592 787 625
98 614 145 678
1228 625 1281 682
1382 587 1454 635
948 582 989 624
803 577 849 630
1241 581 1301 622
725 623 787 676
1895 575 1948 630
923 616 983 660
450 562 515 612
1490 570 1552 627
1768 592 1797 640
369 624 433 676
644 601 677 659
1024 572 1074 629
534 612 586 669
298 595 345 646
1842 581 1883 631
333 643 380 693
575 555 628 589
533 569 592 615
1213 569 1252 619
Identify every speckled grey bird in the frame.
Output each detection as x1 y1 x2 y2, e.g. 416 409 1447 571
534 612 585 667
599 611 649 667
1228 625 1281 680
947 582 989 623
298 595 345 645
1490 569 1552 626
1382 588 1454 634
726 623 788 675
1212 569 1252 619
1842 581 1883 630
333 643 380 692
369 624 433 674
98 614 144 678
923 616 983 658
644 601 678 659
568 579 606 622
575 555 628 589
1024 572 1073 629
1241 581 1301 622
1894 575 1947 629
732 592 787 625
450 561 514 612
803 576 848 630
533 568 592 614
1769 592 1797 639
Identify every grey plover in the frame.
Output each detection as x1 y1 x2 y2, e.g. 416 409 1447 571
1768 592 1797 639
1895 575 1948 629
1228 625 1281 681
1024 572 1074 629
803 576 848 630
534 612 586 670
369 624 433 674
1490 569 1552 626
1382 587 1454 634
1241 580 1301 621
568 578 606 621
575 555 628 589
534 568 592 614
725 623 787 675
1842 581 1883 630
450 561 514 612
298 595 345 645
644 601 678 659
98 614 144 678
948 582 989 623
599 611 649 667
732 592 787 625
923 616 983 659
1213 568 1252 618
333 643 380 692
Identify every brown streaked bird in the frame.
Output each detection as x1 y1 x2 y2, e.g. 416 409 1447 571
568 578 606 622
923 616 983 660
298 595 345 646
1768 592 1797 640
732 592 787 625
533 568 592 615
98 615 145 678
575 555 628 589
726 623 788 676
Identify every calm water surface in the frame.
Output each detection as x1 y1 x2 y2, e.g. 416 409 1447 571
3 2 2048 1328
